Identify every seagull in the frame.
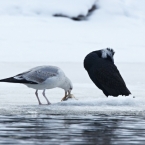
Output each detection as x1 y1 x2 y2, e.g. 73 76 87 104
0 66 73 105
84 48 131 97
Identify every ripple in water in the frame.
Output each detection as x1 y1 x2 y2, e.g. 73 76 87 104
0 115 145 145
0 91 145 144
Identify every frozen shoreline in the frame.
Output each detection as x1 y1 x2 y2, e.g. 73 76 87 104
0 62 144 116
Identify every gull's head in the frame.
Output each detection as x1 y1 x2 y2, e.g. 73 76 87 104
67 78 73 93
101 48 115 63
62 77 73 93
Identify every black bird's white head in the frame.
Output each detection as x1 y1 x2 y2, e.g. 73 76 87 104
101 48 115 62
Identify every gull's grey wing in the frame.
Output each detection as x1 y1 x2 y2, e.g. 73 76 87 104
14 66 59 84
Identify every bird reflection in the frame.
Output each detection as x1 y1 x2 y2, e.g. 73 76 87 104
0 115 128 145
62 115 120 145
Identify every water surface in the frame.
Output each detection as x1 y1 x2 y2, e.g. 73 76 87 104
0 114 145 145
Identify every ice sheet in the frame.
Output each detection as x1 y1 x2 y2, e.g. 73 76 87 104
0 62 144 116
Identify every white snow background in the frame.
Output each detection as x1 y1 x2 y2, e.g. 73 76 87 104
0 0 145 115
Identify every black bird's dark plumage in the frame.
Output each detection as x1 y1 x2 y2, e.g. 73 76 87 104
84 48 131 97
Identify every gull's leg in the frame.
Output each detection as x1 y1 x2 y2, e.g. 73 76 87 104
42 89 51 105
35 90 42 105
61 91 67 101
67 91 71 98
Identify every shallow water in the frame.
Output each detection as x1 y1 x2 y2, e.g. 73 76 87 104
0 62 145 144
0 99 145 144
0 114 145 145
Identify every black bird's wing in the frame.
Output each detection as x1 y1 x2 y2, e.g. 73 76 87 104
88 59 131 97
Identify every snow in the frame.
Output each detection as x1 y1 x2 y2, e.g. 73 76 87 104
0 0 96 17
0 0 145 115
0 0 144 62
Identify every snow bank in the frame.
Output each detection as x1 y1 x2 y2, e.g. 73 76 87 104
97 0 145 20
0 0 145 63
0 0 145 20
0 0 96 18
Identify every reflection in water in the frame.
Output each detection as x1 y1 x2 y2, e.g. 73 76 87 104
80 118 119 145
0 115 145 144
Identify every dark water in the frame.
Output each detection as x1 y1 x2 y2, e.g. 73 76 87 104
0 115 145 145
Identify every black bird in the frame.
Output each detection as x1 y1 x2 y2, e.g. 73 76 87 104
84 48 131 97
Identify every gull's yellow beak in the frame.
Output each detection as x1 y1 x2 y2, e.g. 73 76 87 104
62 94 77 101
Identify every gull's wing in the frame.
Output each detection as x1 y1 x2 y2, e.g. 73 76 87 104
14 66 59 84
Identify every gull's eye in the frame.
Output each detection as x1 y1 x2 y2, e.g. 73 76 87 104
70 87 72 90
